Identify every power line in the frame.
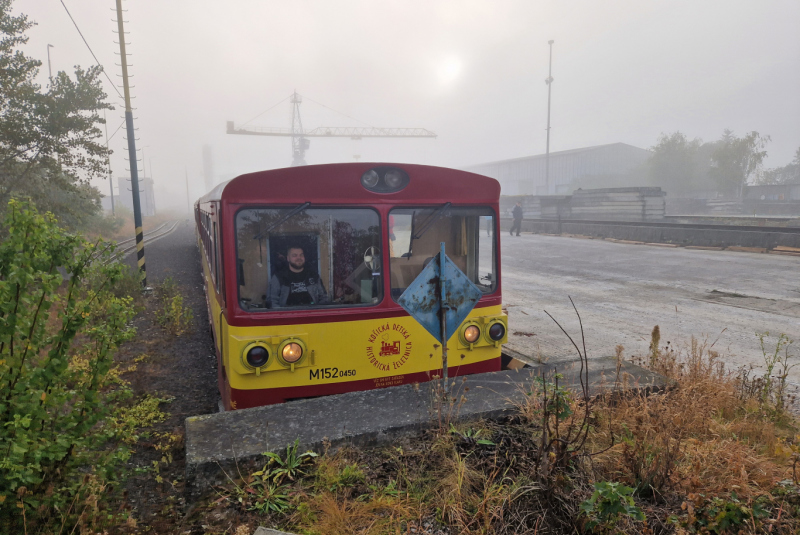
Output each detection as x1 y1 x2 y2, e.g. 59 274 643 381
301 93 375 128
58 0 124 100
107 118 126 142
240 95 292 127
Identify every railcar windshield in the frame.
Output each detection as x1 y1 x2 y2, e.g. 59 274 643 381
236 207 382 311
389 207 496 299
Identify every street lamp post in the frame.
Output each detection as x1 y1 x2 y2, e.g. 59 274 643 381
46 44 54 82
544 40 554 195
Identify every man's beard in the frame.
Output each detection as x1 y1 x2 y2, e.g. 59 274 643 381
289 261 304 271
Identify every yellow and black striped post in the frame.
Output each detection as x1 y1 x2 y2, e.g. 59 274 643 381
135 224 146 280
116 0 146 287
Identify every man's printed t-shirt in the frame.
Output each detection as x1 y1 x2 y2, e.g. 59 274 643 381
285 268 315 306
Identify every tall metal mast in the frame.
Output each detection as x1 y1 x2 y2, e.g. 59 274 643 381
115 0 146 286
544 40 554 195
290 90 309 166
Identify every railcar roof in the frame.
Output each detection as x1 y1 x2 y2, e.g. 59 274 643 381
196 163 499 205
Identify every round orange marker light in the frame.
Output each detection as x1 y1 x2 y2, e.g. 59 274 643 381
282 342 303 363
464 325 481 343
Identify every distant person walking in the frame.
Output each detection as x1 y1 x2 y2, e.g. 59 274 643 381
510 202 523 236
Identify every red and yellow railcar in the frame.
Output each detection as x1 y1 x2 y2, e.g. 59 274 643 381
195 163 506 410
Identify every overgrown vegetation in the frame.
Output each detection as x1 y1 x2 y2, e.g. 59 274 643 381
0 200 170 534
201 322 799 535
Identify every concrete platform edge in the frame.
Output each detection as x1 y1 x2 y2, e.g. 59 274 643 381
184 357 665 502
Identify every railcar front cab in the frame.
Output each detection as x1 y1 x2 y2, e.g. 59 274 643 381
209 165 507 409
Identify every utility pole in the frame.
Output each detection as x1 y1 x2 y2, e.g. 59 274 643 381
103 110 114 214
114 0 146 286
544 39 554 195
46 44 54 81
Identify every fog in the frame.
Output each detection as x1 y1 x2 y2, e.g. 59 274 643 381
22 0 800 212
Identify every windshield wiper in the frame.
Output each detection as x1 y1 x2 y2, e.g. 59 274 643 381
253 202 311 240
403 210 416 258
403 202 451 259
413 202 451 241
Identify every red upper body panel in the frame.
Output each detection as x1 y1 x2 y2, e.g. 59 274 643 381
196 163 502 327
198 163 500 206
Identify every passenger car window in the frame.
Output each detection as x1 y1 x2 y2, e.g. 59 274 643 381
235 207 382 311
389 207 496 300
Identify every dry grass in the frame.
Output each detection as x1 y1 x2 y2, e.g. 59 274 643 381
590 335 795 504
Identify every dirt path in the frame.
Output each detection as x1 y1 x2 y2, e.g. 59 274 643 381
118 219 218 529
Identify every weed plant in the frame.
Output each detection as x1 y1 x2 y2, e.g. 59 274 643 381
154 276 194 335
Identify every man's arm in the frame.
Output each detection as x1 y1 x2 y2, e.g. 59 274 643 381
311 275 331 304
268 274 282 308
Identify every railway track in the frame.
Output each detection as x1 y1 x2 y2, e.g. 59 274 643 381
100 220 182 264
115 220 181 255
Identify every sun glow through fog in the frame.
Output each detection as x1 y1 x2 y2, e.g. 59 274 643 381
437 56 462 87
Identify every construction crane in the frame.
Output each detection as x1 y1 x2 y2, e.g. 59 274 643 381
227 91 437 166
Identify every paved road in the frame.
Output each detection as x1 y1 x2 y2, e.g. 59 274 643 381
501 233 800 382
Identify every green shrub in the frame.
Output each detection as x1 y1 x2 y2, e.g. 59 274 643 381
155 277 194 335
671 493 770 534
0 200 137 532
580 481 646 533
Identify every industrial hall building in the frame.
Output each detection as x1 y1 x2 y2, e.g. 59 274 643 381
464 142 651 196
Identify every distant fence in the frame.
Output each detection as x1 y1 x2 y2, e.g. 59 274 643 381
501 187 666 221
500 218 800 249
666 197 800 217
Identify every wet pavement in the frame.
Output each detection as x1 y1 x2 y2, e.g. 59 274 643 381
501 233 800 381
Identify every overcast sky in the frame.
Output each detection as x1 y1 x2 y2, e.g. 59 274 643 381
21 0 800 212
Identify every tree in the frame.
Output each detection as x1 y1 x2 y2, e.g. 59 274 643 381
647 132 713 196
0 0 112 222
756 147 800 185
709 129 770 198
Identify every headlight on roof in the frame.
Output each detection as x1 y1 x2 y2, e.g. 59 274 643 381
360 167 409 193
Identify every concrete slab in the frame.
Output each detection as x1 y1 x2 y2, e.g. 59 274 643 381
725 246 766 253
185 356 664 500
254 528 296 535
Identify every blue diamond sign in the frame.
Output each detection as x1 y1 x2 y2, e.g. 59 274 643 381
397 247 483 343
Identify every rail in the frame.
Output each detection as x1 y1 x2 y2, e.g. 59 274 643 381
97 220 182 265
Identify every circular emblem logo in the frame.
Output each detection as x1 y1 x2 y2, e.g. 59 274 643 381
366 322 413 372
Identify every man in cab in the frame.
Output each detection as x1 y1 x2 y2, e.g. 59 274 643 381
268 245 330 307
